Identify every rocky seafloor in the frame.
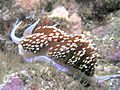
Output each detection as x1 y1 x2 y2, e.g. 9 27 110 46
0 0 120 90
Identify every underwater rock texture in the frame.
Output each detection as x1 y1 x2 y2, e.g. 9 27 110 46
0 0 120 90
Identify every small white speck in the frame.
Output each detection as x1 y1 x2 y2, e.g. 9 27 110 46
72 59 78 64
90 54 95 59
44 41 48 44
53 29 57 32
83 64 87 68
71 56 75 59
68 40 72 42
32 41 36 44
41 39 45 42
22 44 26 46
29 40 32 42
33 36 36 39
40 43 43 47
25 43 29 46
26 47 29 49
80 51 85 57
66 43 71 46
53 36 59 38
79 65 83 69
46 43 49 46
36 48 39 51
34 50 37 53
66 50 70 53
48 52 52 55
36 41 40 44
71 48 75 51
75 36 80 40
55 32 60 36
54 39 58 41
36 26 41 30
25 50 28 52
23 39 29 42
86 57 89 59
74 39 79 42
62 52 65 55
59 36 63 38
21 41 24 44
77 51 82 55
67 59 72 63
28 44 31 46
31 48 34 50
31 45 34 47
44 37 48 40
54 48 58 51
35 45 39 47
87 60 91 64
56 44 60 47
40 33 44 35
48 37 52 41
62 55 66 57
27 34 33 38
36 39 40 41
49 33 54 36
80 39 84 42
36 33 41 36
60 48 64 51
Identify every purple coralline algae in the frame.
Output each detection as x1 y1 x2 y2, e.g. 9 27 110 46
108 41 120 62
1 74 23 90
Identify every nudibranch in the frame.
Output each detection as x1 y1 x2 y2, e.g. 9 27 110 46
11 19 40 44
21 25 69 54
11 19 120 87
48 35 96 77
